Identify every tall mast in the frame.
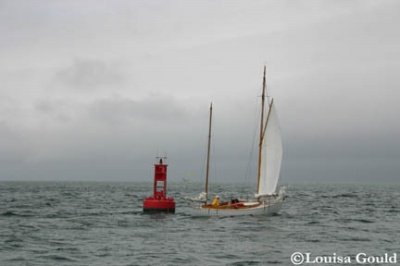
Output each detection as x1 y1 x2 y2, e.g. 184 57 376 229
204 102 213 203
256 66 267 193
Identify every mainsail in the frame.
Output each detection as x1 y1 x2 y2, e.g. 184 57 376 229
257 100 283 196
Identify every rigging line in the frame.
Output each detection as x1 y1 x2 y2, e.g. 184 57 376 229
211 127 217 196
265 65 271 106
199 108 209 193
204 102 212 199
199 142 206 187
244 95 259 188
261 98 274 142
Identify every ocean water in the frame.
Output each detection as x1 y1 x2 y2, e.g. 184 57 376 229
1 181 399 266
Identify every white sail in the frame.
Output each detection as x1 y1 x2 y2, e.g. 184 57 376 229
257 101 283 196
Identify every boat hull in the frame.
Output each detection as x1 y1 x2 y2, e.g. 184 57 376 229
190 189 285 217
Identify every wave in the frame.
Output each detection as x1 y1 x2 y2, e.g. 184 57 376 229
1 210 16 216
331 193 359 199
1 210 34 217
37 254 76 262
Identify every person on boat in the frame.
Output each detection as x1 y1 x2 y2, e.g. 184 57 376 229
211 195 220 207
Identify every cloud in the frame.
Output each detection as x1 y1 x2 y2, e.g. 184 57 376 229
87 94 188 125
0 122 30 164
54 59 124 91
0 1 399 182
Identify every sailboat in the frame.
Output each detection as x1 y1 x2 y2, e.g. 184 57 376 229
191 66 286 216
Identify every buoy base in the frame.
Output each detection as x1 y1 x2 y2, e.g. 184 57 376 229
143 197 176 214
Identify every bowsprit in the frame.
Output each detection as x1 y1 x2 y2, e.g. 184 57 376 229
143 157 175 213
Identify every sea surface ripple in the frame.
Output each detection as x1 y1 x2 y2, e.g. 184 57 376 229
1 182 399 265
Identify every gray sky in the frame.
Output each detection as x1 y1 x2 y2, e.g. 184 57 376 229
0 0 399 183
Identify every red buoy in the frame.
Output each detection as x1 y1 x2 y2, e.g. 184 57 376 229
143 158 175 213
